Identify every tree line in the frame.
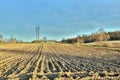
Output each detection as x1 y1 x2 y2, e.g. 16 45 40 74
0 35 23 43
61 28 120 44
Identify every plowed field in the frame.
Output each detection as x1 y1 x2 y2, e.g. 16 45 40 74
0 44 119 80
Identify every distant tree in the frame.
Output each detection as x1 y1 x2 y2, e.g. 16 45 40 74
77 35 80 43
61 38 66 43
43 37 47 42
82 34 93 43
108 30 120 40
8 35 18 43
94 28 110 41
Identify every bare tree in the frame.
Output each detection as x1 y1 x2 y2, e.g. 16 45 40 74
94 28 110 41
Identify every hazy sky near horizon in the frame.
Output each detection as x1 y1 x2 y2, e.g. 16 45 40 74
0 0 120 41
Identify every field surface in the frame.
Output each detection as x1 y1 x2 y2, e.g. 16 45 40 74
0 43 120 80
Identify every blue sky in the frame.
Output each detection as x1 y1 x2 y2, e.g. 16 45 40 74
0 0 120 41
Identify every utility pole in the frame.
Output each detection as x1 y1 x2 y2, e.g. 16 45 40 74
36 26 40 41
36 27 37 41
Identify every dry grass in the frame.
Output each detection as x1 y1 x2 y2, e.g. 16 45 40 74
82 41 120 47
